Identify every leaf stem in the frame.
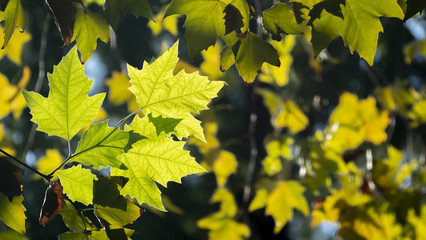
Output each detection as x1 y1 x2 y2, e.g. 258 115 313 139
0 148 52 181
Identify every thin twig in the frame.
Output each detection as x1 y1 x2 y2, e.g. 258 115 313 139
22 14 51 161
1 148 52 181
110 26 128 75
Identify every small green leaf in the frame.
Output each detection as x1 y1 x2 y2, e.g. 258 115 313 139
128 41 225 141
0 193 26 234
0 0 25 48
72 120 129 169
235 32 280 84
22 46 105 140
262 2 303 41
111 135 206 210
71 9 110 63
165 0 227 57
56 165 97 205
147 113 182 136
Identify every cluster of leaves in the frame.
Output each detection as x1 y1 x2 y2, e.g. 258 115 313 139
0 0 426 239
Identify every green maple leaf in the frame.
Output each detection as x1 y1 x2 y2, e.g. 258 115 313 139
22 46 105 140
111 134 206 210
236 32 280 84
56 165 97 205
296 0 404 65
0 193 26 234
72 120 129 169
0 0 25 48
165 0 227 57
262 2 303 41
104 0 153 30
71 9 110 63
128 41 225 141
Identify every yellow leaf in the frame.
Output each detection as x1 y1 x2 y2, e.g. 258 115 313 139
353 207 402 240
105 71 132 106
200 43 223 80
259 36 296 87
248 188 268 212
407 205 426 240
148 6 178 36
213 151 238 187
0 193 26 234
330 92 362 126
257 89 308 134
197 216 250 240
275 100 309 134
325 125 365 153
34 149 63 180
210 188 237 217
265 181 309 233
375 87 396 110
0 73 17 119
0 27 31 65
359 97 389 144
262 156 282 176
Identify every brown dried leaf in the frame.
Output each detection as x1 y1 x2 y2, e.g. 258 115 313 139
39 181 64 226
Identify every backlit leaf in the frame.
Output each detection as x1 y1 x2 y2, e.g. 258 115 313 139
127 41 224 141
235 32 280 84
165 0 227 57
262 2 303 41
0 26 30 65
56 165 97 205
94 201 140 229
212 151 238 187
265 181 309 233
0 193 26 234
111 134 206 210
200 43 224 80
22 46 106 140
300 0 404 65
0 0 25 48
72 120 129 169
71 10 110 63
